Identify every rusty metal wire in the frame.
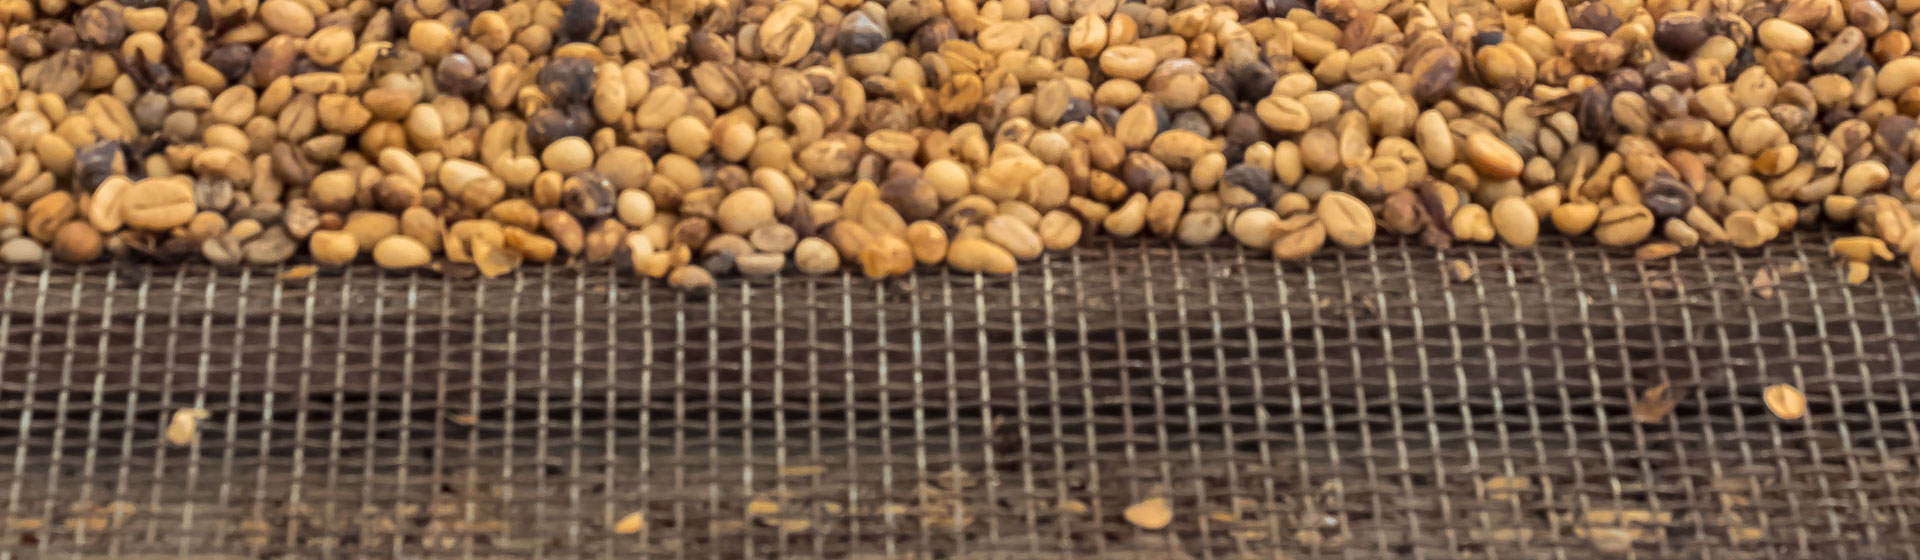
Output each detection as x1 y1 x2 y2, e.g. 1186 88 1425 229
2 231 1919 559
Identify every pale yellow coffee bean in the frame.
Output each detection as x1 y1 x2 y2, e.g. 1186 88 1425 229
165 408 209 445
1831 236 1894 262
1465 133 1523 181
120 177 197 231
948 237 1017 274
1635 242 1681 261
342 211 400 250
1123 497 1172 530
1316 191 1375 247
668 265 715 290
372 235 432 268
793 237 840 274
666 116 712 157
1037 210 1082 250
1878 57 1920 97
858 234 914 278
88 176 129 232
1490 198 1539 247
1270 218 1326 261
1103 193 1149 237
541 137 594 174
717 188 776 235
1451 204 1496 243
613 512 646 535
1757 19 1813 56
259 0 316 36
618 190 656 227
906 220 949 264
1723 210 1778 248
1763 384 1805 420
1593 204 1655 246
308 230 359 265
721 249 778 276
1099 46 1158 80
984 214 1043 260
1231 207 1282 248
1550 202 1599 235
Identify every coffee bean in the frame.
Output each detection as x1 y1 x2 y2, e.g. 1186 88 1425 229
1490 198 1539 247
1641 175 1695 219
1317 192 1375 248
1593 204 1655 246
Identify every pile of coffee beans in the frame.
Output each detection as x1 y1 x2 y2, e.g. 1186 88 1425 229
1 0 1917 288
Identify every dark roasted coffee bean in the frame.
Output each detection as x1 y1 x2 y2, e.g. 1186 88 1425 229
1579 86 1613 143
73 141 125 192
1642 174 1695 219
436 54 486 98
537 58 595 106
558 0 600 43
1223 163 1273 201
1654 11 1710 55
564 172 617 220
206 43 254 82
527 106 594 149
1122 152 1172 194
1058 97 1092 125
839 11 887 55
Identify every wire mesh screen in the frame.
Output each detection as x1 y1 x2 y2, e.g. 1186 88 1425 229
3 230 1920 559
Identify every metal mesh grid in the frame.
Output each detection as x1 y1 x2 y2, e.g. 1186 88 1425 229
2 230 1919 559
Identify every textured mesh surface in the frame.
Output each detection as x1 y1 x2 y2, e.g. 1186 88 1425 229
3 231 1920 559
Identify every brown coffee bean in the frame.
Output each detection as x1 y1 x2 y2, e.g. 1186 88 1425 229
1655 11 1710 55
1641 175 1695 219
50 221 101 262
